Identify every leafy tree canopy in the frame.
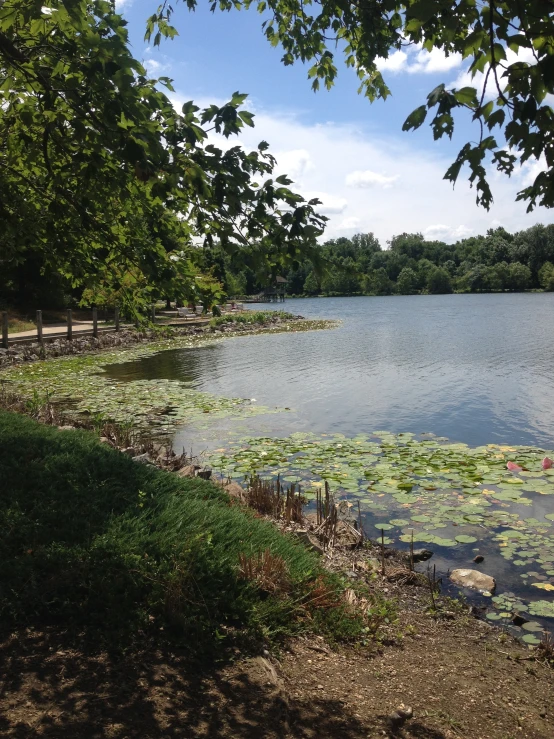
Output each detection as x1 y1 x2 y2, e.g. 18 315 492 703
155 0 554 211
0 0 326 312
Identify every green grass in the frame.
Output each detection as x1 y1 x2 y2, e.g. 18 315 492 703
0 411 364 653
209 310 296 327
7 316 36 334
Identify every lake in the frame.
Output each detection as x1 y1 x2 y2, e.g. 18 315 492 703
104 294 554 637
106 293 554 449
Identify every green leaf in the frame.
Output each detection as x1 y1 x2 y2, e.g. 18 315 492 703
402 105 427 131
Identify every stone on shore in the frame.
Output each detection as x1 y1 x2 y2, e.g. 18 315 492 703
295 530 325 555
450 568 496 593
177 465 198 478
223 482 246 500
412 548 433 562
132 453 152 465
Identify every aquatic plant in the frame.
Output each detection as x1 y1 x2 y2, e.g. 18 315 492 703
208 430 554 628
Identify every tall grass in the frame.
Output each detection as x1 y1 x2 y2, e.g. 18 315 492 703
0 411 363 653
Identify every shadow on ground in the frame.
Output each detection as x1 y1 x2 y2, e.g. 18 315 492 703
0 630 448 739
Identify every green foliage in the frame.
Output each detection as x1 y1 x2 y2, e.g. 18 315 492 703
0 410 362 650
0 0 326 311
171 0 554 210
396 267 419 295
539 262 554 291
426 266 452 294
209 310 295 327
256 223 554 297
303 271 321 295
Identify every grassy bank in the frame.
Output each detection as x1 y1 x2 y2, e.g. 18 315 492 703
0 411 364 654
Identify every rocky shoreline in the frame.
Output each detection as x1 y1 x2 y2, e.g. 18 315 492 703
0 313 314 368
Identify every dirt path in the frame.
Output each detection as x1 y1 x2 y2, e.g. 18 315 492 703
1 608 553 739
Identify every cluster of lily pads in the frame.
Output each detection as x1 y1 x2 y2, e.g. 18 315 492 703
486 592 547 644
207 430 554 627
0 321 332 434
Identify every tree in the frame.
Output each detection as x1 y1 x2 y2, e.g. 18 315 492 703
539 262 554 291
366 268 394 296
0 0 326 311
321 257 362 295
303 271 320 295
396 267 419 295
507 262 532 291
169 0 554 211
427 267 452 294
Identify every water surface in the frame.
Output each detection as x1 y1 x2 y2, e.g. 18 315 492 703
106 294 554 449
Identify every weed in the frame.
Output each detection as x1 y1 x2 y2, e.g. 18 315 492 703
238 549 291 595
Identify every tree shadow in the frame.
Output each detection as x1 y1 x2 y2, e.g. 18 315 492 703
0 631 449 739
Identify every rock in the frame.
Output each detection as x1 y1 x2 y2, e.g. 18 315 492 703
223 482 246 500
388 704 413 730
57 425 76 431
99 437 111 444
196 469 212 480
177 465 198 478
132 453 152 465
512 612 529 626
450 568 496 593
121 447 136 456
295 530 325 555
412 548 433 562
336 500 357 524
473 554 484 563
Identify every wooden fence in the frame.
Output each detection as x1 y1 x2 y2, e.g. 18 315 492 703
1 308 122 349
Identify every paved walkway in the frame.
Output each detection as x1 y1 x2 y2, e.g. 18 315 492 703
8 321 97 340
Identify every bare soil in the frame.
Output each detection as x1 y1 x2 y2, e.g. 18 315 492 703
2 594 553 739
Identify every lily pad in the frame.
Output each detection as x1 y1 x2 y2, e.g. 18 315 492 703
522 634 541 645
455 535 478 544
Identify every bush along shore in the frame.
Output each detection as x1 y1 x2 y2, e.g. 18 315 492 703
0 311 332 368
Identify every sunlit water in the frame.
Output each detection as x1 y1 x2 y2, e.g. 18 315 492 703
106 294 554 447
104 294 554 632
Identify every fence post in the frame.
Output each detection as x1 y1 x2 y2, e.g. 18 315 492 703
67 309 73 340
1 312 8 349
114 306 120 331
36 310 43 344
92 307 98 338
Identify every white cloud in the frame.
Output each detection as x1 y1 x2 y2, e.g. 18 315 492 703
165 88 554 244
301 191 348 215
449 46 538 101
376 50 408 73
340 217 361 230
345 170 399 189
115 0 133 10
274 149 314 181
424 224 474 242
376 45 462 75
144 57 172 76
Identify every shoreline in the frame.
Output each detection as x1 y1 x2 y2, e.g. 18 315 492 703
0 312 337 368
1 410 554 738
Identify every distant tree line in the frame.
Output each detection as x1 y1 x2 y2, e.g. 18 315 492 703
209 224 554 298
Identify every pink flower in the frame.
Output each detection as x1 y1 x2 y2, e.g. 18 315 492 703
542 457 553 470
507 461 522 471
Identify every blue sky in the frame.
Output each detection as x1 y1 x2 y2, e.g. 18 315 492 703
118 1 553 245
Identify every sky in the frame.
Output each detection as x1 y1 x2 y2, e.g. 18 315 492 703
117 1 553 246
